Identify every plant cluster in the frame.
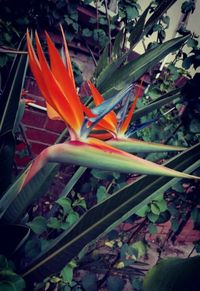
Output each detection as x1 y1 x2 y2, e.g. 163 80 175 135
0 1 200 290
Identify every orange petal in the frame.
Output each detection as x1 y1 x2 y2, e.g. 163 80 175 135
89 132 113 140
120 78 144 135
34 32 79 132
82 104 117 134
87 81 117 127
60 24 76 88
45 32 84 126
46 102 62 120
26 31 55 109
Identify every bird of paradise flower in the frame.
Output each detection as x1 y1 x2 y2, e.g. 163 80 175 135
85 80 186 153
22 27 199 188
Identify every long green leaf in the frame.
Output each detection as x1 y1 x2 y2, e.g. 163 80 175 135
129 5 150 49
133 88 182 120
59 166 87 198
98 35 189 94
93 45 109 80
144 0 177 35
0 36 28 196
96 54 127 92
0 36 27 135
20 143 200 284
112 29 125 60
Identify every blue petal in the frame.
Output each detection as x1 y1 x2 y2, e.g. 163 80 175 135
126 117 159 137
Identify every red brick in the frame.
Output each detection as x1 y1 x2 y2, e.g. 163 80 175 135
25 127 59 145
45 118 66 133
22 109 47 128
30 142 48 155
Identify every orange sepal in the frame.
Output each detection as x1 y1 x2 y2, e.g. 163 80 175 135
87 81 117 127
120 78 143 135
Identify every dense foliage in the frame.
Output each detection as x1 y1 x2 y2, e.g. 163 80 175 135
0 1 200 290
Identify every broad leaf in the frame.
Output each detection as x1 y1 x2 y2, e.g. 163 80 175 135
20 143 200 284
143 256 200 291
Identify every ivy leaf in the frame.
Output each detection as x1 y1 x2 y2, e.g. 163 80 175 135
107 276 125 291
191 208 200 224
72 196 87 209
155 200 168 212
187 37 198 49
181 1 196 14
182 55 194 69
82 28 93 38
61 265 73 284
162 15 170 27
27 216 47 235
147 212 159 223
47 217 61 229
172 182 184 193
131 241 147 258
151 203 160 215
136 205 150 217
189 119 200 133
82 273 97 291
126 6 139 20
66 211 79 226
148 223 157 234
96 186 108 203
56 197 72 214
171 218 179 232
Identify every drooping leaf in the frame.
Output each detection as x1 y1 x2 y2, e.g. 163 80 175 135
20 143 200 284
